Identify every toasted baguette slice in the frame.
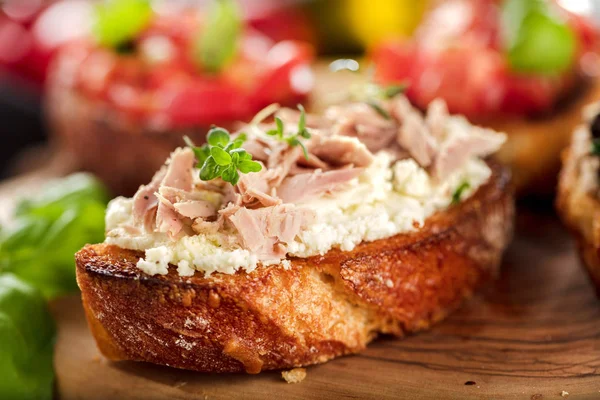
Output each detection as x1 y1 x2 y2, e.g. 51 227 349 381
482 78 600 194
557 129 600 294
75 162 514 373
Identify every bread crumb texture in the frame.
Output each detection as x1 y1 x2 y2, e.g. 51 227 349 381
282 368 307 384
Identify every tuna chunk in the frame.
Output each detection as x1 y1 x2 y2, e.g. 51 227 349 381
228 205 315 261
426 99 449 140
393 96 437 167
434 128 506 180
277 168 363 203
161 147 195 191
132 166 166 232
309 136 374 168
173 201 216 219
236 168 281 208
326 103 397 152
155 193 185 238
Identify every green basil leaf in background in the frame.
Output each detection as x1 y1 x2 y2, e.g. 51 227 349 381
193 0 242 72
0 174 108 299
93 0 152 49
0 274 55 400
501 0 576 75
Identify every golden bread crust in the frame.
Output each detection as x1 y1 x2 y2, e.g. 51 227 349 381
557 137 600 293
76 162 514 373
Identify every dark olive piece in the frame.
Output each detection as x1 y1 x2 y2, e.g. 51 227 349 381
590 113 600 139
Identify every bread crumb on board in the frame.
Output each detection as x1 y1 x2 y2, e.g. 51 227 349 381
282 368 307 383
561 390 569 397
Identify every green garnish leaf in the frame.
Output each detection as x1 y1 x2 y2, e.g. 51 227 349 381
592 138 600 156
222 165 239 184
193 0 242 72
186 128 262 185
238 159 263 173
263 105 312 160
383 84 408 99
501 0 576 75
0 274 56 400
298 104 307 132
211 146 232 166
207 127 231 147
452 182 471 205
0 174 108 299
184 136 210 165
367 100 391 120
93 0 152 49
267 117 285 140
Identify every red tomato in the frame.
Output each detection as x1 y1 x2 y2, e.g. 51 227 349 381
371 0 598 118
62 10 314 129
250 40 314 107
154 78 253 128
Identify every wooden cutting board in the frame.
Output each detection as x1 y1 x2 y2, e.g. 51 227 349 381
1 64 599 399
45 205 600 400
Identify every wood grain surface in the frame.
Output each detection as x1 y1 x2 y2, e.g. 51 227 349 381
1 63 598 399
49 205 600 400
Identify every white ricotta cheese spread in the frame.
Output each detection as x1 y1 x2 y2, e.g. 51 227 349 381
105 151 492 276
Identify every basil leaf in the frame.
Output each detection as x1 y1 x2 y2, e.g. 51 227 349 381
0 174 108 299
207 127 231 147
0 274 55 400
502 0 576 75
211 146 232 166
93 0 152 49
193 0 241 72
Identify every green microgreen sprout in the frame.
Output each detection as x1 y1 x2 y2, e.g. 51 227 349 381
366 100 391 120
452 181 471 205
329 59 408 119
265 104 312 159
184 128 261 185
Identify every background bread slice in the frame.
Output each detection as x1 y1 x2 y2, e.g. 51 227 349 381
557 140 600 294
75 162 514 373
46 51 214 197
482 79 600 194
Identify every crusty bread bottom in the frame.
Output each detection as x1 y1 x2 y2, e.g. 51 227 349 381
557 147 600 294
76 163 514 373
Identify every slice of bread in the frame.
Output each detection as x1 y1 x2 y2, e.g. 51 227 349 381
75 162 514 373
557 130 600 294
483 79 600 194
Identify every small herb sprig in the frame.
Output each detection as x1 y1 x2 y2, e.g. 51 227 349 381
185 128 261 185
266 104 312 159
452 181 471 205
328 59 408 120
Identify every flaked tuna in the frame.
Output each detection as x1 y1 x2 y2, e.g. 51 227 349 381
228 205 315 261
278 168 363 204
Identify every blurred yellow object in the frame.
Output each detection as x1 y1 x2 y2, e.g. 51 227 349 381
346 0 428 47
